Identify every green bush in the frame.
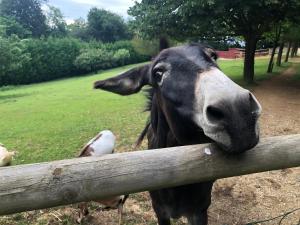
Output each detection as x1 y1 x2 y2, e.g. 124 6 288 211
0 37 83 85
74 41 149 73
0 38 150 86
21 37 82 83
103 40 150 64
0 36 31 85
74 48 114 72
74 48 132 72
113 49 130 66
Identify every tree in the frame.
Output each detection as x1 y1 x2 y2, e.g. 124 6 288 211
265 20 300 68
87 8 130 42
129 0 300 83
46 5 67 37
291 41 299 57
265 23 283 72
285 42 292 62
0 0 48 37
67 18 90 40
0 16 31 38
287 26 300 58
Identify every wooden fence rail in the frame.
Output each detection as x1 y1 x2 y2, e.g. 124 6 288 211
0 134 299 215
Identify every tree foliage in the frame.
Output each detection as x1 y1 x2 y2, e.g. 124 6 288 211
0 0 48 37
129 0 300 83
67 18 89 40
87 8 130 42
46 5 67 37
0 16 31 38
0 1 151 86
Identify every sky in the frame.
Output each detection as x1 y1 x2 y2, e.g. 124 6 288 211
46 0 137 24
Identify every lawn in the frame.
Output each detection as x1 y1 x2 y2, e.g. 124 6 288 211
0 58 291 165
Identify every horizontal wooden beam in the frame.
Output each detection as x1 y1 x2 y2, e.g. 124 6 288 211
0 134 299 215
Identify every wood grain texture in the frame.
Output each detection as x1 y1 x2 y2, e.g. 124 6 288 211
0 134 299 215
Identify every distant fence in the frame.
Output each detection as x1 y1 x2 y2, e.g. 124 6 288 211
217 48 269 59
0 134 299 215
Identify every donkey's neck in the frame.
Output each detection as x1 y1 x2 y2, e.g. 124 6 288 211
148 96 179 149
147 92 211 149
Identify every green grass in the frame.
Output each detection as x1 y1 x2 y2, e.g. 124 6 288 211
0 63 148 164
0 58 291 165
218 58 291 84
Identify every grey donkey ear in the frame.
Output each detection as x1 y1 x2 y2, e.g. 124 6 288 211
204 47 218 61
94 64 151 95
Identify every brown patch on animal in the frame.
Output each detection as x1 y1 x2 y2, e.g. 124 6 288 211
78 133 102 157
79 146 94 157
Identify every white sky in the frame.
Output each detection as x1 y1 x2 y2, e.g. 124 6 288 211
47 0 137 23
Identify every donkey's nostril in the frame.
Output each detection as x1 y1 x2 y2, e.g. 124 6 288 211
206 105 225 122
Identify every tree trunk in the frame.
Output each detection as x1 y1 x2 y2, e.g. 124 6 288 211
243 36 257 84
267 45 277 73
291 42 298 57
291 42 295 57
285 42 291 62
267 25 281 73
276 42 284 66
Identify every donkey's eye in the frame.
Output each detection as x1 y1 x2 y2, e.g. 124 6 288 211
153 62 170 85
154 69 164 77
153 69 165 82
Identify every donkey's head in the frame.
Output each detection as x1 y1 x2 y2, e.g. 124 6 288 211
94 44 261 153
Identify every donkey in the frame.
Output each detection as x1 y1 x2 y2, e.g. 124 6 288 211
94 43 262 225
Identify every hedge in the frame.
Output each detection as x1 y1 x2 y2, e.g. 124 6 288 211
0 37 150 86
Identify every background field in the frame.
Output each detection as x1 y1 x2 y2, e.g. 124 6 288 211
0 58 290 165
1 58 300 225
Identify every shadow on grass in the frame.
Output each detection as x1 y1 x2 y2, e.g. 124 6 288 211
0 85 18 92
0 93 30 103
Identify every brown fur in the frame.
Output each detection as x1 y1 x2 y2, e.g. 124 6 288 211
78 133 102 157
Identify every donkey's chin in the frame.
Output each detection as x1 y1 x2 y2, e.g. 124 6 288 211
204 131 259 154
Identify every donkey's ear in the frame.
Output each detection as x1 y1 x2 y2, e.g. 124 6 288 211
159 37 169 51
94 64 151 95
204 47 218 61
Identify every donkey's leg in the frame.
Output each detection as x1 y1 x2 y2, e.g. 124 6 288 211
156 213 171 225
151 203 171 225
158 218 171 225
187 210 208 225
150 199 171 225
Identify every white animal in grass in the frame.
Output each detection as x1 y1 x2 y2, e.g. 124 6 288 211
0 143 16 167
77 130 128 224
79 130 116 156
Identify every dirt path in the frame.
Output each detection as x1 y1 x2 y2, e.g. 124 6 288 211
254 66 300 137
209 60 300 225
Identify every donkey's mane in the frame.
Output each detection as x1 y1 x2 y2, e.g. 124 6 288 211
135 37 170 149
134 88 154 148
